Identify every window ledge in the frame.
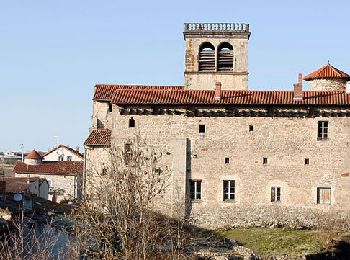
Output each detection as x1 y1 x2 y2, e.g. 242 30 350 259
223 199 235 203
190 199 202 203
317 138 329 141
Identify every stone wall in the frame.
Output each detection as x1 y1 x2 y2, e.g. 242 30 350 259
103 108 350 229
184 37 248 90
16 172 77 202
307 79 347 91
85 101 350 229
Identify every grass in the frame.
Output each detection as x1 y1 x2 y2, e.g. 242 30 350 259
216 227 347 258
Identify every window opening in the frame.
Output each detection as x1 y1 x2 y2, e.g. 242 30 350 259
199 124 206 134
271 187 281 202
317 187 331 204
199 42 215 72
223 180 235 201
218 42 233 71
189 180 202 200
129 117 135 128
318 121 328 140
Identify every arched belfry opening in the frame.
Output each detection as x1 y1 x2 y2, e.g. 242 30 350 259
217 42 233 71
198 42 215 72
184 23 250 90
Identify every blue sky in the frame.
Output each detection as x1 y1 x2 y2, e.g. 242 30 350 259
0 0 349 152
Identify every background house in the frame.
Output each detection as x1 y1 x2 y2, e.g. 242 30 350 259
43 144 83 162
14 150 83 202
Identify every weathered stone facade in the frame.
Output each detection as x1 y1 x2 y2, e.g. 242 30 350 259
184 23 249 90
85 23 350 230
308 78 346 91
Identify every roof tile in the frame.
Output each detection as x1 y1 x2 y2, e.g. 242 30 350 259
304 64 350 81
14 161 83 176
84 129 111 147
109 89 350 106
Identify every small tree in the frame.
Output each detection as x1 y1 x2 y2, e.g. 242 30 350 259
75 135 185 259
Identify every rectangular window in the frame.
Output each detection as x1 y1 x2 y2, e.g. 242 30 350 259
249 125 254 132
199 124 206 134
225 157 230 164
305 158 310 165
317 187 331 205
271 187 281 202
129 117 135 128
318 121 328 140
108 103 113 113
124 143 132 165
263 157 268 165
223 180 235 201
189 180 202 200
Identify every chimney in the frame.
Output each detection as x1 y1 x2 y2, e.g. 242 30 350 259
215 82 222 101
76 146 80 153
293 73 303 101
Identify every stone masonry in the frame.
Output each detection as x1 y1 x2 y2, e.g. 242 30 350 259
84 23 350 230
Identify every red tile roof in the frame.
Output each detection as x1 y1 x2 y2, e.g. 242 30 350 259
43 144 83 159
14 161 83 176
84 129 111 147
94 85 184 100
304 64 350 81
25 150 43 160
108 89 350 106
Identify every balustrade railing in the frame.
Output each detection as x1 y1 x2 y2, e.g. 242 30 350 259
184 23 249 32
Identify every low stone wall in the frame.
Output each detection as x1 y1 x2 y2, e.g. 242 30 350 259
189 205 350 230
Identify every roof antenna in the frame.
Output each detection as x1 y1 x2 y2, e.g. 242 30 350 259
328 60 330 65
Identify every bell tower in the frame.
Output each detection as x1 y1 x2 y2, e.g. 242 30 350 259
183 23 250 90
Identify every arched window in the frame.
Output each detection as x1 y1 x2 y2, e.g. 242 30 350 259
217 42 233 71
199 42 215 72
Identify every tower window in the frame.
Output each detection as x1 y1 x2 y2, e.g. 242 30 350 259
199 124 206 134
225 157 230 164
217 42 233 72
305 158 310 165
199 42 215 72
249 125 254 132
129 117 135 128
318 121 328 140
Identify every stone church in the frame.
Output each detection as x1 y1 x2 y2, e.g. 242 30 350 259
84 23 350 229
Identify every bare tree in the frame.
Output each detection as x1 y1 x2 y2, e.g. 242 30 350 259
75 135 186 259
0 220 72 260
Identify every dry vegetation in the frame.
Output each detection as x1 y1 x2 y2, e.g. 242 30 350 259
217 227 348 258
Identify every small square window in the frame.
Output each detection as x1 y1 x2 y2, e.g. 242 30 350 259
129 117 135 128
199 124 206 134
305 158 310 165
225 157 230 164
263 158 268 165
249 125 254 132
